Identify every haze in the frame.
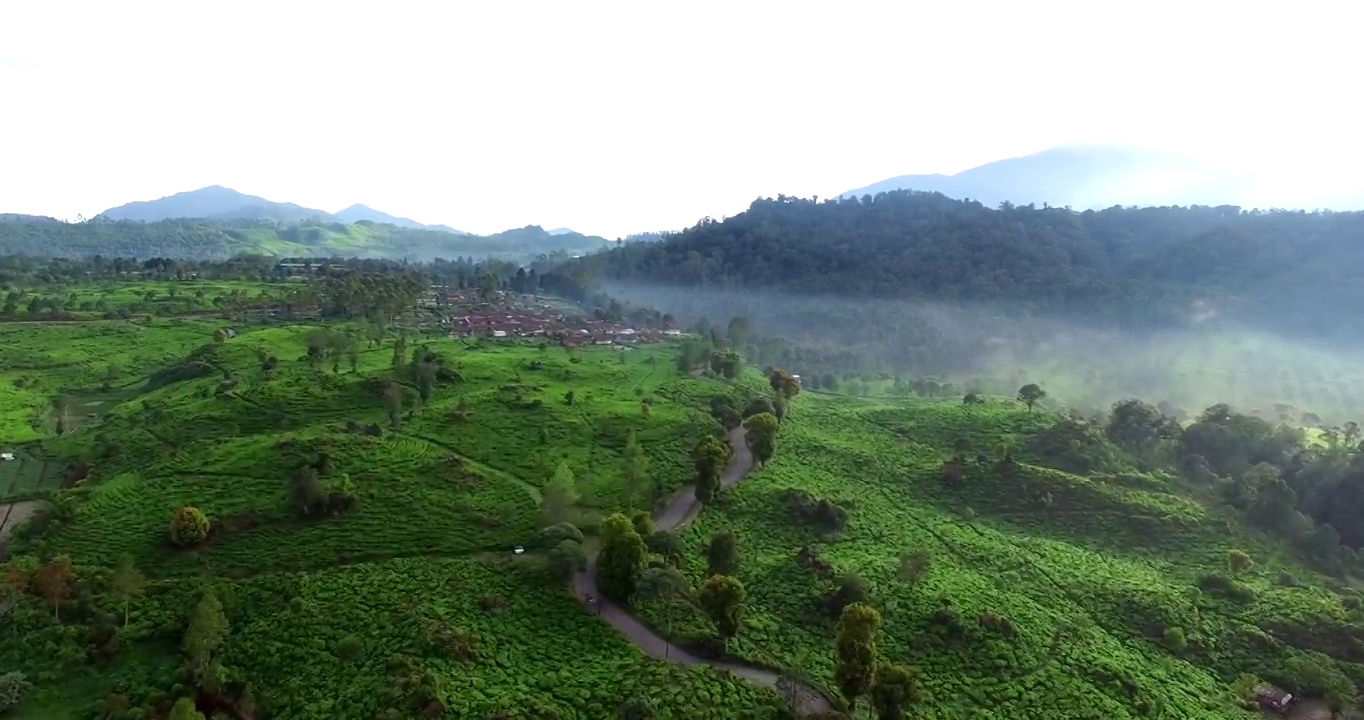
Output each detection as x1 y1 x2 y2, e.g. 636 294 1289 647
1 0 1361 237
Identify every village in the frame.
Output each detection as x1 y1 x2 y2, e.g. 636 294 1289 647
422 286 687 347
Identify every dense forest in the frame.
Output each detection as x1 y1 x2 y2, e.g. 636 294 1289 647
572 191 1364 341
0 216 610 263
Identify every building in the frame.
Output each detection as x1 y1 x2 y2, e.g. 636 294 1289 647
0 452 14 462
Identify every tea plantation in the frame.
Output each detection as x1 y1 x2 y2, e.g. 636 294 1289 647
1 305 1362 719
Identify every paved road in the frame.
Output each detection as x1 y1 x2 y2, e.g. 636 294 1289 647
571 426 835 716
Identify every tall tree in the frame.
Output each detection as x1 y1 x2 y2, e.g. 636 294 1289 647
110 555 147 626
620 431 650 512
706 530 740 576
183 591 229 685
726 316 751 349
699 575 746 651
744 412 780 466
32 556 75 619
834 602 883 711
542 460 581 526
1017 383 1046 413
693 437 730 505
870 663 923 720
637 566 690 658
597 513 647 603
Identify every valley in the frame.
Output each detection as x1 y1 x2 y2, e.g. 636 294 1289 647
0 261 1362 719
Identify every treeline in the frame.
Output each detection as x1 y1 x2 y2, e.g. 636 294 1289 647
570 191 1364 340
1057 399 1364 570
0 216 608 262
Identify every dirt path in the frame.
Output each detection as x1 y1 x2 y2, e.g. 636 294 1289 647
571 426 835 716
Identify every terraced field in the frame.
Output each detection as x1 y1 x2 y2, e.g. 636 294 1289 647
2 299 1363 720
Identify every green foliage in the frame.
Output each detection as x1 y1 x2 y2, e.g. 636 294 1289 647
693 436 730 505
834 603 882 708
547 539 586 583
699 574 746 643
870 663 923 720
598 513 646 603
1017 383 1046 412
621 431 650 512
184 591 230 684
745 412 780 465
542 460 581 526
706 530 740 577
1227 549 1254 576
168 696 206 720
0 671 32 713
169 506 211 547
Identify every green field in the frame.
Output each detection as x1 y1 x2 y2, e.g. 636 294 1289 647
1 289 1362 719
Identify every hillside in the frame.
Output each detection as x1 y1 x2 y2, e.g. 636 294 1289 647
839 145 1248 210
1 276 1363 719
0 217 610 263
571 191 1364 423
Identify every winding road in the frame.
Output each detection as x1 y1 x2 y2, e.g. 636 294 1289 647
571 426 836 716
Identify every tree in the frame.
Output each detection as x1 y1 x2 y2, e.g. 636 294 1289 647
542 460 581 525
896 549 932 586
391 333 408 373
212 328 227 344
0 672 31 714
110 554 147 626
834 603 882 710
414 362 436 403
33 556 74 619
170 506 210 547
1227 549 1254 576
699 575 745 650
630 511 654 538
621 431 650 512
184 591 229 685
744 412 780 465
1017 383 1046 412
706 530 740 576
0 556 35 599
547 539 586 584
637 565 690 658
597 513 647 603
693 436 730 505
168 696 206 720
770 368 801 398
870 663 923 720
383 382 404 429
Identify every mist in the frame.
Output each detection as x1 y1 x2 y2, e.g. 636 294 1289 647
604 282 1364 426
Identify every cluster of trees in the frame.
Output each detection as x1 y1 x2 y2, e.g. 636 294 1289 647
0 549 253 720
998 395 1364 571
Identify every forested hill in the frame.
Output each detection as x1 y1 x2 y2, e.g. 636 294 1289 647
572 192 1364 338
0 217 610 263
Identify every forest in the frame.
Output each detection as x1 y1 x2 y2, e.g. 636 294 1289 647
572 191 1364 341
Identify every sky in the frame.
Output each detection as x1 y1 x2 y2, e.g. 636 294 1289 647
1 0 1361 238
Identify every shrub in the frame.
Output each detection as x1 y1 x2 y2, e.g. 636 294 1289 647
782 489 851 533
337 635 364 662
169 507 210 547
0 672 32 713
1162 626 1188 652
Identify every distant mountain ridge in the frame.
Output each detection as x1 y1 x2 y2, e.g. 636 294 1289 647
98 186 468 233
840 145 1267 210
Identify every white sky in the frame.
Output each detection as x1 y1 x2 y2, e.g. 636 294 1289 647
1 1 1360 237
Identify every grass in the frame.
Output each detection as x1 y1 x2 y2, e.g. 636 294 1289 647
3 299 1363 719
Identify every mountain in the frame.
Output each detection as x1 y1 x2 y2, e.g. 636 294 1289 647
546 227 575 236
332 203 432 230
840 145 1256 209
97 187 472 233
99 186 333 224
